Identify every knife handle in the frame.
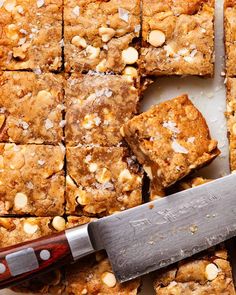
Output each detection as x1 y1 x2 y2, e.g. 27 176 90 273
0 224 95 289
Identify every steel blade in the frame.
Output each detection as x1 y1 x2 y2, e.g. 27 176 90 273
88 174 236 282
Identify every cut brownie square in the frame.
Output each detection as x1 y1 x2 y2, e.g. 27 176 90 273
225 0 236 77
154 247 235 294
64 0 141 73
65 73 139 147
0 216 66 294
66 146 143 216
65 216 141 295
0 71 64 144
140 0 215 76
0 0 62 71
226 78 236 171
0 144 65 216
121 94 220 191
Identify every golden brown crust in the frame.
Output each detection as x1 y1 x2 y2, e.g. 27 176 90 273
0 144 65 216
0 0 62 71
154 248 235 295
65 73 139 147
64 0 141 73
0 217 66 294
225 1 236 77
66 146 143 216
140 0 214 76
226 78 236 171
0 71 64 144
122 94 220 190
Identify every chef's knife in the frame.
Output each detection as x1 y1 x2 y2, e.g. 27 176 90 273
0 173 236 289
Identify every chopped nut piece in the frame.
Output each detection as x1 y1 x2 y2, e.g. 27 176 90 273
71 36 87 48
23 221 39 234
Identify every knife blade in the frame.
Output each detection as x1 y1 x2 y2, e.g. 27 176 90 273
0 173 236 288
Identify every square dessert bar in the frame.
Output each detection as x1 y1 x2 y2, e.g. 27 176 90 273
140 0 215 76
154 248 235 294
226 78 236 171
0 0 62 71
64 0 141 73
65 216 141 295
66 146 143 216
225 0 236 77
65 73 139 147
0 71 64 144
0 216 66 294
0 144 65 216
121 94 220 192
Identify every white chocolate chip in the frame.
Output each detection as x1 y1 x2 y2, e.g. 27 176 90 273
14 193 28 209
118 169 132 182
37 0 44 8
122 47 138 65
71 36 87 48
52 216 66 231
102 272 117 288
89 163 98 173
81 289 88 295
72 5 80 16
99 27 115 42
148 30 166 47
23 222 38 234
205 263 219 281
86 46 100 59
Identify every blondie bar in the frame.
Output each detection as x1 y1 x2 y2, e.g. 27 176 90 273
0 216 67 294
225 0 236 77
64 0 141 73
0 0 62 71
0 144 65 216
66 146 143 216
140 0 215 76
65 73 139 147
154 248 235 294
65 216 141 295
0 71 64 144
121 94 220 191
226 78 236 171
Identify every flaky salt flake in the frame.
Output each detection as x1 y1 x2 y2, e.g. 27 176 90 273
163 121 180 134
37 0 44 8
73 5 80 16
45 119 54 130
26 181 34 190
172 140 188 154
20 29 27 35
38 159 45 166
118 7 129 22
19 121 29 130
0 107 6 114
104 89 113 97
33 67 42 75
0 0 4 8
187 137 195 143
18 37 26 46
85 155 92 163
17 5 24 14
59 39 64 47
94 117 101 126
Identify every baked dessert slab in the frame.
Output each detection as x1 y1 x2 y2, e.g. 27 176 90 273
121 94 220 192
0 216 66 294
0 71 64 144
65 73 139 147
226 78 236 171
225 0 236 77
65 216 141 295
154 248 235 294
0 0 62 71
64 0 141 73
66 146 143 216
140 0 215 76
0 144 65 216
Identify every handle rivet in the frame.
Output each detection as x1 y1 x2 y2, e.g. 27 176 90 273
0 263 6 274
39 250 50 261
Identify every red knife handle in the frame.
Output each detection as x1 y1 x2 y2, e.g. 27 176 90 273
0 224 95 289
